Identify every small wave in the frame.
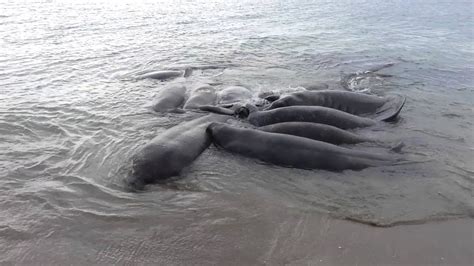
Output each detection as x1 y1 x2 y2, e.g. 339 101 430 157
0 225 34 241
343 212 474 227
340 63 396 92
67 208 140 222
441 112 463 118
411 128 465 143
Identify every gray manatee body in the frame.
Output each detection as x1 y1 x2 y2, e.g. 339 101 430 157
126 114 230 190
259 122 375 145
266 90 405 121
137 68 193 81
183 85 217 109
207 123 398 171
152 85 187 112
218 86 252 105
139 70 182 80
243 105 376 129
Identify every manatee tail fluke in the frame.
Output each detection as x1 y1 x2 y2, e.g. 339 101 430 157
382 95 406 122
374 94 406 122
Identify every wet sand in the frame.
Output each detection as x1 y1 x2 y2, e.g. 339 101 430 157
4 191 472 265
260 216 474 266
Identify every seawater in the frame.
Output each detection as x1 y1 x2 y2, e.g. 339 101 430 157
1 0 473 263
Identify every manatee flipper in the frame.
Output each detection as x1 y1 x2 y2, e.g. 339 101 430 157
372 95 406 122
183 67 193 78
389 141 405 153
219 103 235 108
367 63 395 73
199 105 235 115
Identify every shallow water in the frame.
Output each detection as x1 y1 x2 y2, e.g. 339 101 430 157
1 0 473 263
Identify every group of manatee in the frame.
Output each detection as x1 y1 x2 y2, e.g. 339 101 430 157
125 70 407 191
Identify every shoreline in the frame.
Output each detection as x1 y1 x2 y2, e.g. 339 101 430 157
4 207 472 265
270 216 474 265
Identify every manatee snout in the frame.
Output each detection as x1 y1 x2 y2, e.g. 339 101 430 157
206 122 228 148
124 173 146 192
235 106 250 118
206 122 221 136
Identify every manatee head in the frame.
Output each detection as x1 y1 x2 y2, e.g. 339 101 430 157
206 122 228 147
235 103 258 118
124 175 146 192
206 122 224 135
235 107 249 118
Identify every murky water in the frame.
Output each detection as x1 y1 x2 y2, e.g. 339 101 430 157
1 0 473 263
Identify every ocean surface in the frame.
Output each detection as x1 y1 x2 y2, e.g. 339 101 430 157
1 0 473 264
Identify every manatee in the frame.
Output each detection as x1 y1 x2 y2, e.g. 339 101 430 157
183 85 217 109
238 104 377 129
258 122 375 145
138 68 193 81
218 86 252 105
207 123 399 171
125 114 230 190
152 85 187 113
265 90 406 121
